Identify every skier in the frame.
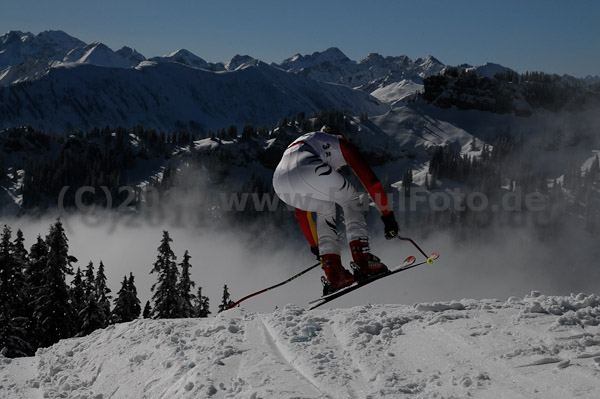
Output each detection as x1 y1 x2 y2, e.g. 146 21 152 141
273 125 399 294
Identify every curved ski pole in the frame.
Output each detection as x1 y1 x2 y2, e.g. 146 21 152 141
228 261 321 310
397 236 438 263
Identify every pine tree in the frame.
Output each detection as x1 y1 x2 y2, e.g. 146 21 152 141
150 231 182 318
0 310 30 357
0 226 26 314
0 227 15 306
142 301 152 319
218 284 234 313
84 262 95 298
70 267 86 330
95 261 111 328
12 230 28 275
78 260 111 334
24 235 47 347
12 228 31 351
470 137 478 152
127 273 141 319
79 292 105 336
32 220 77 348
111 276 131 323
194 287 211 318
0 226 31 357
178 250 196 317
227 125 238 139
112 274 141 323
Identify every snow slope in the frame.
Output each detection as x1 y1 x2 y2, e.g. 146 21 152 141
62 42 134 69
1 293 599 398
0 60 388 132
370 79 423 106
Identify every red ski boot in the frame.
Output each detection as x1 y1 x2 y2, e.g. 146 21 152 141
320 254 354 295
349 237 388 279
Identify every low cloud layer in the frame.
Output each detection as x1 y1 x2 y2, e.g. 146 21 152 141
5 201 598 315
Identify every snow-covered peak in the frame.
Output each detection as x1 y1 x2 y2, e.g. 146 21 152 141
117 46 146 66
415 55 445 74
1 30 29 45
63 42 134 68
280 47 351 70
0 30 84 52
318 47 350 62
359 53 413 70
359 52 386 64
150 49 208 69
35 30 84 49
0 30 85 69
225 54 255 71
466 62 513 78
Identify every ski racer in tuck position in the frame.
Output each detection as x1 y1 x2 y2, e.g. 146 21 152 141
272 125 399 294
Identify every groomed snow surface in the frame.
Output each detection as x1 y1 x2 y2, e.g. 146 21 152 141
1 292 599 399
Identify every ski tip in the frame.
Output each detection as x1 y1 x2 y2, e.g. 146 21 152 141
427 252 440 264
404 255 416 265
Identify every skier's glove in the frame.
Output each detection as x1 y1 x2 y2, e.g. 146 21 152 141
381 212 399 240
310 246 321 260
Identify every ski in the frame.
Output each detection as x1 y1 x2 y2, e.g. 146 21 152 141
308 252 439 310
227 261 321 310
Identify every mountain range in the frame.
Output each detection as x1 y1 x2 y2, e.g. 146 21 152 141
1 29 599 150
6 29 585 132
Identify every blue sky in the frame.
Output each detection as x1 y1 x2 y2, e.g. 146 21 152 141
2 0 599 77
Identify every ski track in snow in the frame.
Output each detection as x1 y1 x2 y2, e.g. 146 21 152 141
256 315 327 397
1 292 599 398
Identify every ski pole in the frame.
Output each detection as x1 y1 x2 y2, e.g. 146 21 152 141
228 261 322 310
397 236 438 264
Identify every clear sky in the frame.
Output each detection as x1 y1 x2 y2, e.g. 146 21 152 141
2 0 599 77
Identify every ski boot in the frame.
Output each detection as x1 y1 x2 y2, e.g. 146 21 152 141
320 253 354 296
349 237 389 280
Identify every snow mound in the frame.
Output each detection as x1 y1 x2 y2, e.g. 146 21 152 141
1 294 599 398
521 291 600 327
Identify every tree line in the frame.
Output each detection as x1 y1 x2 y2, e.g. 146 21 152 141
2 109 353 210
421 68 600 115
0 220 236 358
